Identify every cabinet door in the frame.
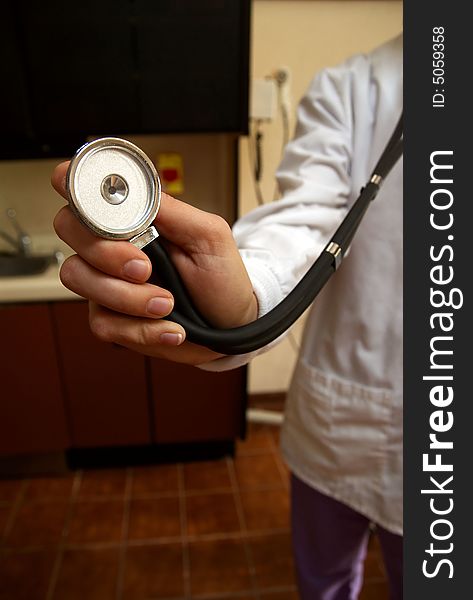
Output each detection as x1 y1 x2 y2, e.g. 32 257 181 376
1 1 250 159
0 304 69 455
135 0 250 134
150 358 247 444
51 301 151 447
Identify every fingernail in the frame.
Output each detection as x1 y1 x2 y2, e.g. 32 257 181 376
160 332 184 346
147 297 173 316
123 259 150 281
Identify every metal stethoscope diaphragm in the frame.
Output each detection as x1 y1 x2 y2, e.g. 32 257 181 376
67 137 161 249
66 117 403 356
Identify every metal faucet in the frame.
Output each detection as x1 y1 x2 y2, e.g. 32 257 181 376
0 208 32 255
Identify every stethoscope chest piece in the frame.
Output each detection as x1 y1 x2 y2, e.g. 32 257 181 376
66 137 161 244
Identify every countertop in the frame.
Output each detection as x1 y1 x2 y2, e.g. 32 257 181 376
0 234 82 304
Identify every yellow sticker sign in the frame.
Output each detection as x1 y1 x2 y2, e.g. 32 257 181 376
156 153 184 196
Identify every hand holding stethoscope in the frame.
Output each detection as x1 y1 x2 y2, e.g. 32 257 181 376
52 165 259 364
53 114 402 357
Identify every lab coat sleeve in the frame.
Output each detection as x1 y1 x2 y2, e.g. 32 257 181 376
200 57 361 372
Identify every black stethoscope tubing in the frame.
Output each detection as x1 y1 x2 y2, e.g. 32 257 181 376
143 114 403 355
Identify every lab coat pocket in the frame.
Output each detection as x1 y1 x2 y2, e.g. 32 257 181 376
286 360 393 479
328 377 393 478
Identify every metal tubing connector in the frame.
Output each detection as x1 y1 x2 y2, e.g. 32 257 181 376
325 241 342 270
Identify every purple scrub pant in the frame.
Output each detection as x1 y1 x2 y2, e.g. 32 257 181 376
291 474 403 600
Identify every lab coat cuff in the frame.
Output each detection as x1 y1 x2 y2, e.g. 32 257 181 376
240 254 285 318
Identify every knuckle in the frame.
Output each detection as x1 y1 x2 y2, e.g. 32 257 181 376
209 213 231 237
59 255 80 288
89 312 114 343
137 320 161 347
202 214 232 248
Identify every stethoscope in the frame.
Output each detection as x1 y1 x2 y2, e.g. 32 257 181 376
66 114 403 355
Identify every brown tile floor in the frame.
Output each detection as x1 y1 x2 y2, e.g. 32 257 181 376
0 424 390 599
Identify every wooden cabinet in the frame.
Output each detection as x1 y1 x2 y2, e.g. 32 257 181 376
0 300 247 458
151 358 246 444
0 304 69 455
1 1 250 159
50 302 151 448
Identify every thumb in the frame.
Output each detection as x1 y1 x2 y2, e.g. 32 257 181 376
155 192 227 249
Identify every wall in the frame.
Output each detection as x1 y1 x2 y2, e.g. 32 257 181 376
0 134 237 247
0 1 403 395
241 0 403 394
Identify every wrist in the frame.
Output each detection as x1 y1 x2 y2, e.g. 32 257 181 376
242 292 259 325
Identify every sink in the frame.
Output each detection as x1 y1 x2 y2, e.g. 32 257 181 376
0 253 58 277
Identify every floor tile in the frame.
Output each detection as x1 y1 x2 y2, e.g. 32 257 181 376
358 579 390 600
0 479 23 503
0 549 56 600
24 476 75 501
5 502 68 548
234 454 285 489
122 543 184 599
188 538 252 596
66 500 124 544
131 464 179 496
51 547 120 600
186 492 241 537
367 530 385 555
363 548 386 581
128 497 181 540
259 591 299 599
183 459 232 492
270 427 281 446
249 532 296 589
0 425 393 600
240 489 290 532
210 597 256 600
77 469 127 499
276 457 291 487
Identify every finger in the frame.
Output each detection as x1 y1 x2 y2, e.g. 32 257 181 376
156 192 231 251
124 338 222 365
60 255 173 318
89 301 185 348
51 161 70 199
54 206 152 283
89 303 221 365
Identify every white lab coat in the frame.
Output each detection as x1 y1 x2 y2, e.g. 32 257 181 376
205 35 403 535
